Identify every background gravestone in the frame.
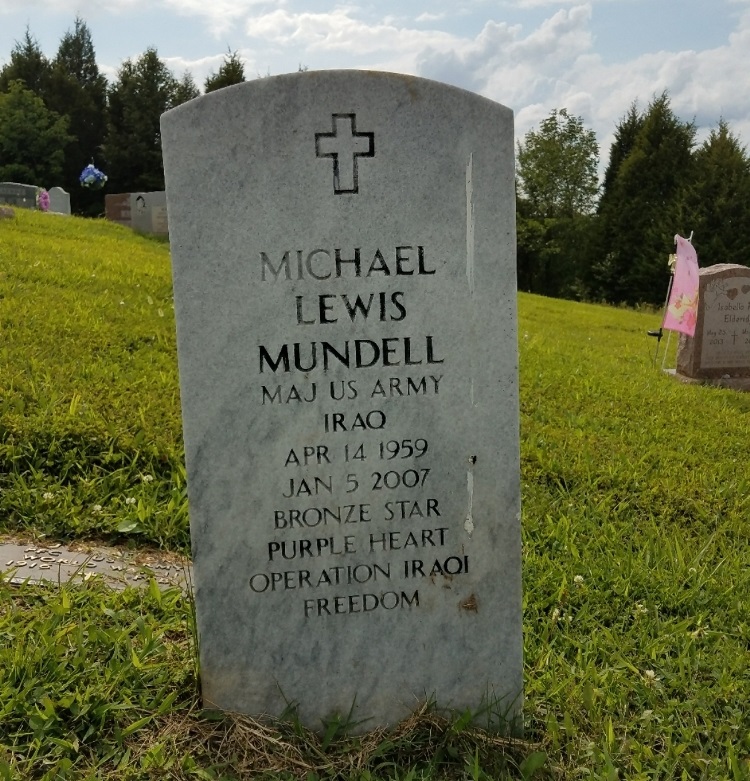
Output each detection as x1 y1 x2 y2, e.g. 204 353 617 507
677 264 750 381
0 182 39 209
161 70 522 731
105 191 169 235
105 193 133 227
131 191 169 235
48 187 71 215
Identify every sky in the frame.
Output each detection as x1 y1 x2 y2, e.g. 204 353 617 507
1 0 749 164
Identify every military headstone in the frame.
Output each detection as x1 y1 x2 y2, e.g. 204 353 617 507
48 186 71 215
161 71 522 731
677 264 750 381
0 182 39 209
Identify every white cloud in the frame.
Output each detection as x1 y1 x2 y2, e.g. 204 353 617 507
245 7 459 56
415 12 447 22
161 0 277 37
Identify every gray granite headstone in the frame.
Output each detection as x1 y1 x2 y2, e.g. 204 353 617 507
161 70 522 731
48 186 71 215
677 264 750 379
0 182 39 209
104 191 169 234
131 191 169 235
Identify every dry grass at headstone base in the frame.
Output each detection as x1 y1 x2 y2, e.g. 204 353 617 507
127 704 534 779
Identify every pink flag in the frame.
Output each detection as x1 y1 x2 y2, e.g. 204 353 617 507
663 234 699 336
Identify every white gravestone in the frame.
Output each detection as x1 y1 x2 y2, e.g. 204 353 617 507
161 71 522 731
48 187 71 215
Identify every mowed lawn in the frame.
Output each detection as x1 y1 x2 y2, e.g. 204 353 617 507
0 209 748 779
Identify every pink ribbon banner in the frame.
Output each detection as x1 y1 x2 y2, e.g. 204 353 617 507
663 234 699 336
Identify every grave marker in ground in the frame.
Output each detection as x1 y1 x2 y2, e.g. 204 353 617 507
105 191 169 235
677 264 750 382
0 182 39 209
161 70 522 731
105 193 132 227
48 187 71 215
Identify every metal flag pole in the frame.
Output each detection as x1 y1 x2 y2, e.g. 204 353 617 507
648 257 676 366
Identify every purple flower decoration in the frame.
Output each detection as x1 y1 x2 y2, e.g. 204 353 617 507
79 163 108 189
36 189 50 212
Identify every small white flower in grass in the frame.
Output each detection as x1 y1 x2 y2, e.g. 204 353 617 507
574 575 584 585
643 669 660 685
92 504 103 514
125 497 136 506
551 608 561 622
635 603 647 615
42 492 54 500
120 300 125 305
141 474 154 483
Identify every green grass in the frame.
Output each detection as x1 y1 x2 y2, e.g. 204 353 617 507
1 209 748 779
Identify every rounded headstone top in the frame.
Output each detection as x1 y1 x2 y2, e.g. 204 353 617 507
700 263 750 274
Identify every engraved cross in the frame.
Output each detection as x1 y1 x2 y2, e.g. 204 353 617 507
315 114 374 195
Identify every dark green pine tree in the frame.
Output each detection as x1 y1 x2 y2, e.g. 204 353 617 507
104 48 179 193
0 28 52 97
683 120 750 266
595 93 695 305
46 17 109 214
172 71 200 106
204 49 246 93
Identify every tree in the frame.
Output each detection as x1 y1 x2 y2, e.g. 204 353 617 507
104 48 179 193
515 108 599 298
46 17 108 214
517 108 599 219
0 81 71 184
682 120 750 266
594 93 695 304
173 71 200 106
0 28 52 97
204 49 246 93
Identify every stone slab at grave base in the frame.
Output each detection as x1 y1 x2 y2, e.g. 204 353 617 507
0 536 191 592
665 368 750 392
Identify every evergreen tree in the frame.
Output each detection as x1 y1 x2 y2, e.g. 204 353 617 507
0 28 52 98
515 108 599 298
104 48 178 192
47 17 108 214
173 71 200 105
594 93 695 304
683 120 750 266
204 49 246 93
0 81 71 184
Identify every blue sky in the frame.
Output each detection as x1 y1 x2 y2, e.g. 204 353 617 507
1 0 748 159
